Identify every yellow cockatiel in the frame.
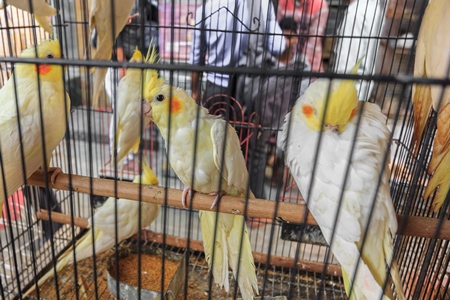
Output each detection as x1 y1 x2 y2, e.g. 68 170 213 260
411 0 450 211
280 64 405 299
89 0 135 107
142 78 258 299
0 0 57 34
0 39 69 218
109 47 157 172
24 160 160 297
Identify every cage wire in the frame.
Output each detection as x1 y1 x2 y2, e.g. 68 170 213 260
0 0 448 299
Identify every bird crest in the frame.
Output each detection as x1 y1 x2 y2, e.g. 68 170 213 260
322 58 362 131
129 47 144 63
299 57 363 133
143 44 166 102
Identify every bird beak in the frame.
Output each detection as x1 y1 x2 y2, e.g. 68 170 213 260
324 124 339 133
142 99 152 118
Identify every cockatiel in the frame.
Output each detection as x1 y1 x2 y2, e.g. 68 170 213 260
411 0 450 211
0 0 57 34
142 80 258 299
279 63 405 299
109 47 157 172
89 0 135 108
23 160 160 297
0 39 69 219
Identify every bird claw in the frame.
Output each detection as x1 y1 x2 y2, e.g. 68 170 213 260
210 192 222 209
44 167 63 185
141 229 154 242
182 187 193 208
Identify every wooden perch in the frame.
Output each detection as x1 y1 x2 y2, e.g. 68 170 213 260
36 209 342 276
28 171 450 240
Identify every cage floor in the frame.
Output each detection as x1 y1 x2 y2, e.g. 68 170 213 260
25 242 345 300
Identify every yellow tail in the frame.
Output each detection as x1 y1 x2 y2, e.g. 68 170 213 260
133 158 158 186
199 211 230 291
200 211 258 300
226 214 258 299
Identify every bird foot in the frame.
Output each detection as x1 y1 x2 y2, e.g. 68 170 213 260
44 167 63 185
182 187 193 208
142 229 155 242
209 192 222 209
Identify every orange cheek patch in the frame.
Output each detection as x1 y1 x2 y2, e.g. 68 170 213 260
170 97 182 114
35 64 51 75
350 108 358 118
302 104 314 117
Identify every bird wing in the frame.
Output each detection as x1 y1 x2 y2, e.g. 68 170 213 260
90 197 138 240
427 6 450 172
89 0 134 60
413 0 450 211
424 0 450 111
413 0 450 167
111 74 145 163
6 0 57 15
0 80 47 202
210 119 252 197
89 0 135 107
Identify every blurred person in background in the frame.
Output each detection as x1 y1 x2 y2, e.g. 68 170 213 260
277 0 329 74
190 0 286 117
237 17 311 215
332 0 385 101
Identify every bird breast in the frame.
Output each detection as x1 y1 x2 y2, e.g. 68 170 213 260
166 120 222 194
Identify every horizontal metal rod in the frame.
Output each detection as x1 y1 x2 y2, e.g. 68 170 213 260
28 171 450 240
0 56 448 85
36 210 342 277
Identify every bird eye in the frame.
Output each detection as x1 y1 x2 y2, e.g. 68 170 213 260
46 54 54 59
156 94 164 102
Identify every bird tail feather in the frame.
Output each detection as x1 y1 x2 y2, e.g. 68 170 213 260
199 211 229 291
226 214 258 299
390 261 406 300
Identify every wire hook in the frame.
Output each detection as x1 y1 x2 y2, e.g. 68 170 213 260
186 6 260 32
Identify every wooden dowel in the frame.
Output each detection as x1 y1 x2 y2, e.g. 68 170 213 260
28 171 317 224
36 210 342 277
36 210 89 228
142 231 342 277
29 171 450 240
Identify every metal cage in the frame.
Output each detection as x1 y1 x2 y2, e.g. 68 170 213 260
0 0 448 299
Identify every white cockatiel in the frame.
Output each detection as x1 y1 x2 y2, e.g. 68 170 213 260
109 47 157 171
280 65 405 299
142 79 258 299
0 0 57 34
24 159 160 297
90 0 135 107
0 39 69 218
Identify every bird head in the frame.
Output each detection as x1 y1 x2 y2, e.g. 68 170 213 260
133 159 158 186
143 83 201 131
17 39 63 80
141 45 201 130
298 59 362 133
